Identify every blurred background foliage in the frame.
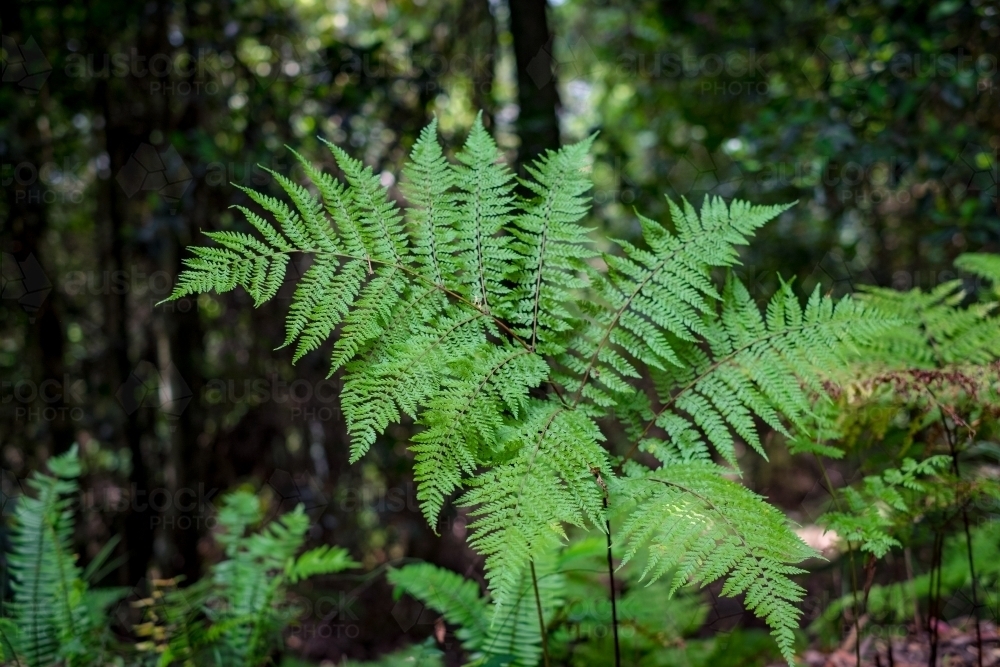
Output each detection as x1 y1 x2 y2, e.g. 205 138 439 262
1 0 998 662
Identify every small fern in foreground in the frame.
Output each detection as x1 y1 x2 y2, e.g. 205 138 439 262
165 114 897 663
0 445 126 667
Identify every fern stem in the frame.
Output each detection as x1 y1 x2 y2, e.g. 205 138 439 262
815 456 864 665
940 414 984 667
529 560 551 667
603 496 621 667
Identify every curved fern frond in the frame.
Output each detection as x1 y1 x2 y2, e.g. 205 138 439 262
461 402 608 612
566 197 792 408
612 461 818 665
635 276 892 465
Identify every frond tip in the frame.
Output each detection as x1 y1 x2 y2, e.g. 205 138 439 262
613 462 818 664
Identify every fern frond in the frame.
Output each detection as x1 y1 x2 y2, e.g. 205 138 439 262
340 305 488 463
506 135 597 355
858 281 1000 366
7 445 93 667
401 118 460 286
286 545 358 583
613 461 818 664
638 276 891 465
388 563 490 652
565 196 793 408
956 251 1000 297
452 112 518 310
389 554 564 667
324 139 409 265
410 343 548 525
461 402 608 612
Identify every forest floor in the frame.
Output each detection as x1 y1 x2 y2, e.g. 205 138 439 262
798 619 1000 666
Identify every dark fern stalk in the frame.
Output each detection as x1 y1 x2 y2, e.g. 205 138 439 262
603 497 620 667
529 561 550 667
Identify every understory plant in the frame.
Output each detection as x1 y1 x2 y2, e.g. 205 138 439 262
165 113 901 664
0 447 356 667
792 254 1000 661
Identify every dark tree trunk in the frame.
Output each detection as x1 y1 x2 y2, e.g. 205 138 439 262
508 0 561 168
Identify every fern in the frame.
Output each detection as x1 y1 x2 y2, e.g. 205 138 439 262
1 446 126 667
611 461 818 664
389 554 564 667
206 490 358 666
165 116 897 663
818 456 952 558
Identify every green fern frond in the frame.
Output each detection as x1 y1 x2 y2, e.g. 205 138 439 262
819 455 952 558
461 402 608 613
452 112 518 310
638 276 891 465
389 554 564 667
410 343 548 525
506 135 597 355
858 280 1000 366
6 445 94 667
956 251 1000 297
286 545 358 584
564 197 792 408
612 461 818 664
401 118 460 287
388 563 490 653
162 118 902 664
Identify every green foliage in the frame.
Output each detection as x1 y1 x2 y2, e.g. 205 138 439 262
784 250 1000 649
611 462 816 665
818 456 951 558
1 445 126 667
147 490 358 666
0 446 356 667
166 116 896 663
389 541 781 667
809 519 1000 642
389 555 563 667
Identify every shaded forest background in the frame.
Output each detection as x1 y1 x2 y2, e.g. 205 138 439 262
1 0 998 661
